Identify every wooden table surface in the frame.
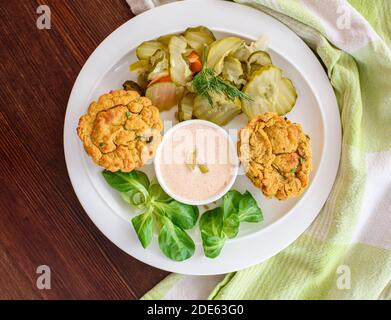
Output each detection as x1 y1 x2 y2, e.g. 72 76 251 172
0 0 169 299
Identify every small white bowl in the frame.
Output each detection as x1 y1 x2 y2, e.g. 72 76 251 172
154 119 239 206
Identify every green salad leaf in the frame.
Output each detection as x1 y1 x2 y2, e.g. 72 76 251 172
200 207 224 236
148 183 171 203
102 170 149 194
155 201 199 230
199 207 225 258
121 190 147 208
222 213 240 239
223 190 242 218
199 190 263 258
131 209 153 248
102 170 198 261
102 170 150 209
238 191 263 223
158 217 195 261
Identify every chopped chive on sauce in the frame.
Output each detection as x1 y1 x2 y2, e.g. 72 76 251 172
198 164 209 174
185 149 209 174
185 149 197 171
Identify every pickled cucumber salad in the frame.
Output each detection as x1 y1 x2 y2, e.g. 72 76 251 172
125 26 298 124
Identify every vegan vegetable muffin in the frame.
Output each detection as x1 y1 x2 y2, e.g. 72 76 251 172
238 112 312 200
77 89 163 172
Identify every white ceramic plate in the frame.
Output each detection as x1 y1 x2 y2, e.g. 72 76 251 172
64 0 341 275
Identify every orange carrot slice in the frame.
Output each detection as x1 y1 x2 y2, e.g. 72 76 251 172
148 75 172 87
188 51 203 73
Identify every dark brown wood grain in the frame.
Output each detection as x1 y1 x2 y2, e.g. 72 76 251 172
0 0 168 299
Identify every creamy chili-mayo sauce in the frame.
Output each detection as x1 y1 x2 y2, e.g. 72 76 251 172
159 123 236 201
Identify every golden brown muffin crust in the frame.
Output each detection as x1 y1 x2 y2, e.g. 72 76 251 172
77 90 163 172
238 112 312 200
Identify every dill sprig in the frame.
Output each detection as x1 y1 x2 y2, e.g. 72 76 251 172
192 47 252 105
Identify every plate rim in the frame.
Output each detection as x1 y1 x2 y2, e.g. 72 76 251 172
64 0 341 275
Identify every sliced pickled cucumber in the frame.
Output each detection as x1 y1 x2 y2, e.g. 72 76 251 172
193 93 241 126
231 45 252 62
157 34 176 46
247 50 272 75
147 49 169 81
231 36 269 63
169 36 193 86
185 81 195 93
179 93 195 121
207 37 245 75
222 56 246 86
184 26 216 57
248 51 272 65
129 59 150 73
150 49 166 66
136 41 165 60
242 65 297 117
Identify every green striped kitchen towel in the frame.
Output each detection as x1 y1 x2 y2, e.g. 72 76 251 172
127 0 391 300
